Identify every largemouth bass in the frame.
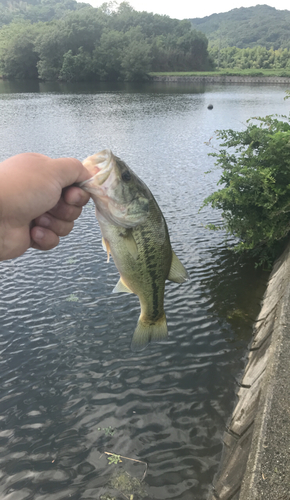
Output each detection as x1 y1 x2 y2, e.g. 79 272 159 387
80 149 189 351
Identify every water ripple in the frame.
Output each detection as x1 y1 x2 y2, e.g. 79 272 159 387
0 83 279 499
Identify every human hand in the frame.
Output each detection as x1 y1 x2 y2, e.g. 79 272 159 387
0 153 91 261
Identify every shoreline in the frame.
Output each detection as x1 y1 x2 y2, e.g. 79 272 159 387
151 75 290 84
211 243 290 499
1 75 290 85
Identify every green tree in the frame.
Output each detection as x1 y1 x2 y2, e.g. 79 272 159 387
35 22 67 80
208 44 290 70
35 7 107 80
0 22 41 78
0 0 92 26
0 2 211 81
152 29 210 72
94 29 126 80
59 47 94 81
61 7 105 53
121 27 151 80
176 29 209 70
201 115 290 266
190 5 290 50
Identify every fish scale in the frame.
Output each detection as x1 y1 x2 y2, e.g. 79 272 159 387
79 149 189 351
133 214 171 322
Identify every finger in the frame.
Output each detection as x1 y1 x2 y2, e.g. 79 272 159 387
48 157 92 188
63 186 90 207
30 226 60 251
48 198 82 222
34 214 74 237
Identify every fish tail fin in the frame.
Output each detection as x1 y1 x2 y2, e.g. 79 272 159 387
131 313 168 352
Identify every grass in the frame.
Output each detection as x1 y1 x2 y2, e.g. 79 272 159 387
149 68 290 77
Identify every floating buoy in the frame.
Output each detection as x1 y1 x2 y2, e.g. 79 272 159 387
207 104 213 110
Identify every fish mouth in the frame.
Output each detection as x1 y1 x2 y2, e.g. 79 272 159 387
79 149 113 190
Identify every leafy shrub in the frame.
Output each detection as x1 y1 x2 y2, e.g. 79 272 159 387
201 114 290 266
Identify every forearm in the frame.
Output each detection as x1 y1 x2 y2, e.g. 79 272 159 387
0 166 31 260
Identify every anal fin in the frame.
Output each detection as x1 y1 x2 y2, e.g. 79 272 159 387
113 277 133 294
167 251 189 283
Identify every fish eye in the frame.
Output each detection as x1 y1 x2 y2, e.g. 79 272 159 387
121 170 131 182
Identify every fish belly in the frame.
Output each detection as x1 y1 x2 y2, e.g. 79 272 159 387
100 217 172 350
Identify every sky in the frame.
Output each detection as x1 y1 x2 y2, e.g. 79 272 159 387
82 0 290 20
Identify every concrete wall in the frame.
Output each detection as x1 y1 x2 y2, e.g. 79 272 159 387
210 243 290 500
152 76 290 84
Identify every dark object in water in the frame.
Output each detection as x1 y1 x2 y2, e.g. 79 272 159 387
207 104 213 110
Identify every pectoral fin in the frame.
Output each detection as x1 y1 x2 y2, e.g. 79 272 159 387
124 232 138 260
113 277 133 294
167 251 189 283
102 237 111 263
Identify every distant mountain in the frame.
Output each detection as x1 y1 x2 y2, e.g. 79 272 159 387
0 0 91 26
190 5 290 49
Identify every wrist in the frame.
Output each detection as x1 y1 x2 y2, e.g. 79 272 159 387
0 169 21 260
0 171 6 260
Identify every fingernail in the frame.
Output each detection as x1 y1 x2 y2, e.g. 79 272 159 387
38 216 50 227
73 192 82 204
34 228 45 240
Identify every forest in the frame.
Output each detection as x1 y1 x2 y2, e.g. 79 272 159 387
0 0 90 26
1 1 290 81
190 5 290 50
208 45 290 72
0 0 210 81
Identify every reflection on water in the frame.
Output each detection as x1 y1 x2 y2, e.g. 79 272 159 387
0 81 287 499
0 79 207 95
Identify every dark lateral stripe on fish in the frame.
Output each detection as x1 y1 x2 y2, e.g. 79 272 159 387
139 227 162 320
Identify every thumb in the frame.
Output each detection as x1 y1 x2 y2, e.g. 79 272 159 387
48 157 92 189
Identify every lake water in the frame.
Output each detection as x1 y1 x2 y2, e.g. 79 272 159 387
0 80 289 500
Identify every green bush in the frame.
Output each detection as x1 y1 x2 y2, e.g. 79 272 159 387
201 114 290 266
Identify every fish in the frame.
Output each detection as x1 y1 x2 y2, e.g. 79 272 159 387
79 149 189 351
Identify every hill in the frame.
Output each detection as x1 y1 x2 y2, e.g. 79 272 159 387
0 0 91 26
0 3 210 81
190 5 290 50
